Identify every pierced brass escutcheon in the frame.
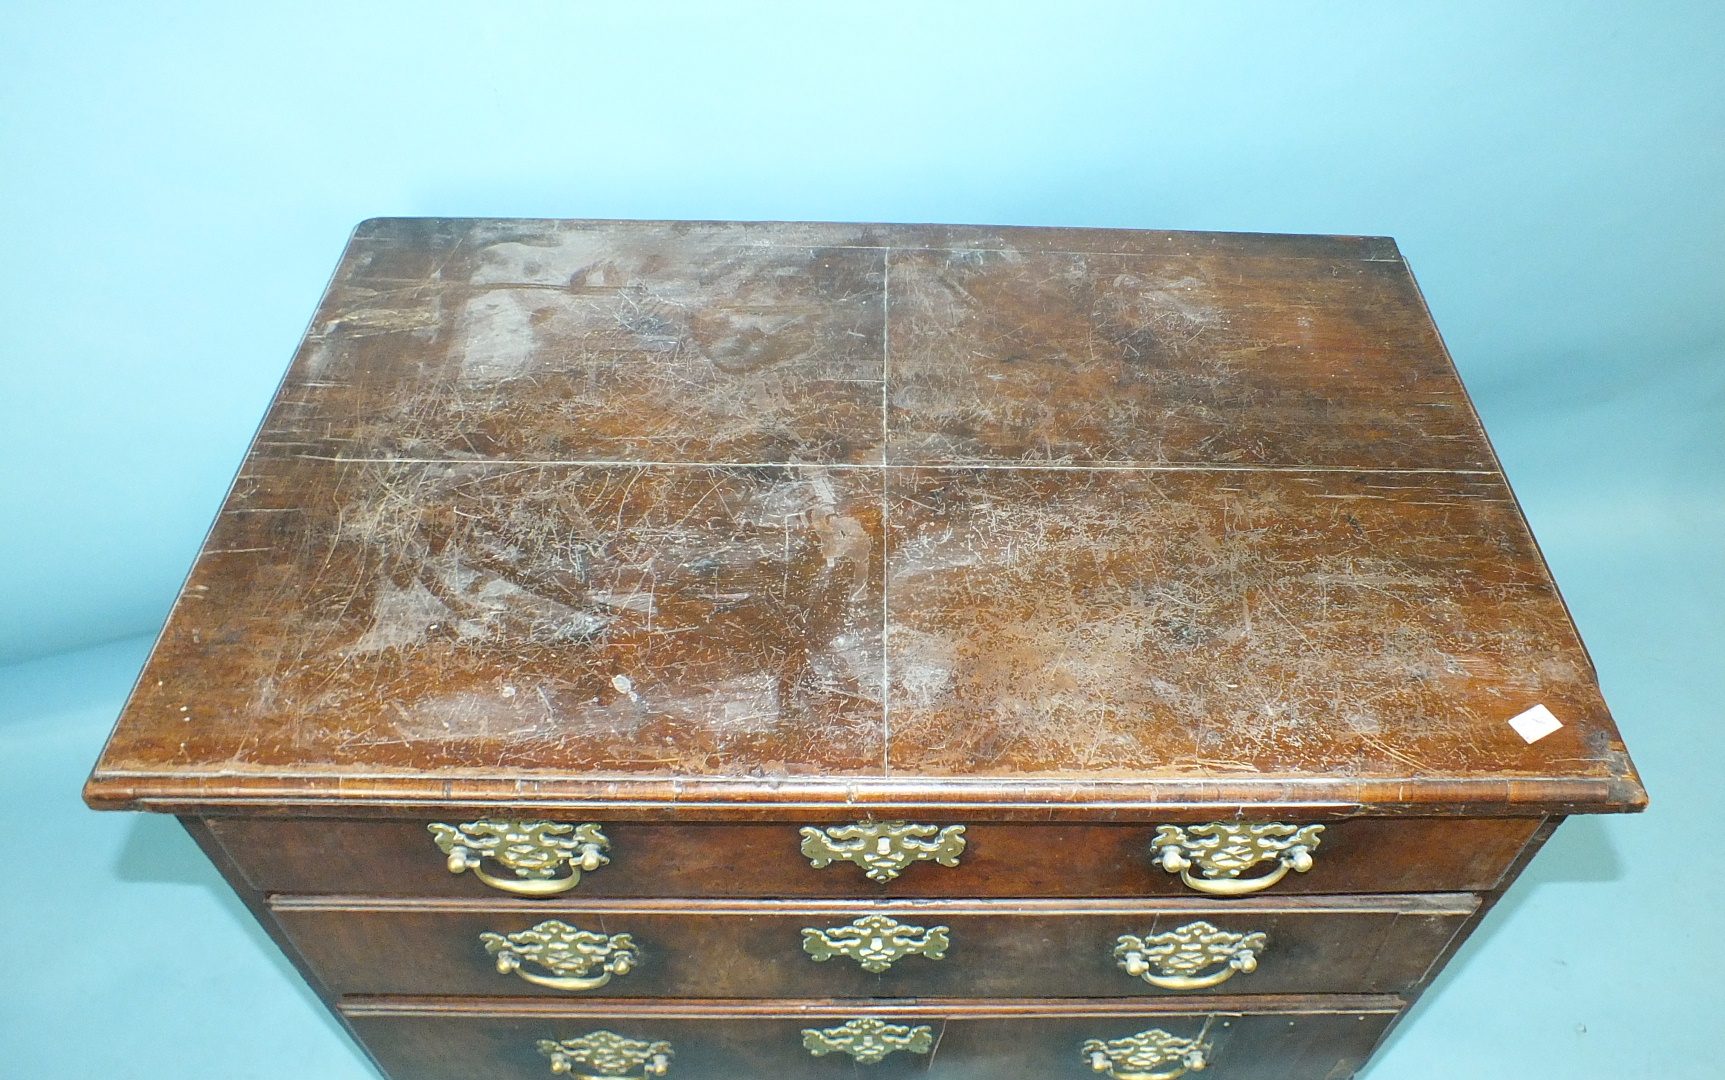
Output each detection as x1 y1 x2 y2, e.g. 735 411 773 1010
1151 821 1324 896
802 914 950 973
481 919 637 991
1082 1027 1211 1080
801 1018 935 1063
429 819 610 897
537 1031 673 1078
799 821 966 883
1115 920 1267 990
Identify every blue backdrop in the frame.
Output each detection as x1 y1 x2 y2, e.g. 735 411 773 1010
1 3 1720 1078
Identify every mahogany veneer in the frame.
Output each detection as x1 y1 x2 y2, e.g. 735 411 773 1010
88 219 1644 1080
268 895 1476 1000
344 1001 1403 1080
203 816 1544 898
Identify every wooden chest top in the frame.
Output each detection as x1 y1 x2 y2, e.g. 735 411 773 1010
85 219 1644 818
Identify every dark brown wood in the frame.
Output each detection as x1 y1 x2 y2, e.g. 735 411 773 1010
80 220 1647 1080
205 816 1543 898
176 816 396 1080
268 894 1473 1000
343 1000 1401 1080
84 219 1643 818
177 815 339 1004
1355 815 1566 1062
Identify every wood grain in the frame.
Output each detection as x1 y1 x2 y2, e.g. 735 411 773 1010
84 229 1647 818
344 1003 1400 1080
268 895 1473 1000
78 221 1647 1080
204 816 1543 898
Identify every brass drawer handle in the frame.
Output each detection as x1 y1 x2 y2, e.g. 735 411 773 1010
429 819 610 896
802 914 950 972
802 1018 934 1063
799 821 966 882
1083 1028 1210 1080
1151 821 1324 895
482 919 637 991
538 1031 672 1078
1115 920 1266 990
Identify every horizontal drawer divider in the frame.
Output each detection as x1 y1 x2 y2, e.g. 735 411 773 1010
270 893 1480 917
339 994 1409 1019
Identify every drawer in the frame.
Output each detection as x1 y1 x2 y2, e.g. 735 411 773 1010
207 815 1543 898
272 895 1474 999
342 998 1401 1080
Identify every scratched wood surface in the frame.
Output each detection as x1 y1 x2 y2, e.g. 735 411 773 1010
85 219 1644 815
344 1005 1401 1080
270 896 1470 998
201 817 1543 897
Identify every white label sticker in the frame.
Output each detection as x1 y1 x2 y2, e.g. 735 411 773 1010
1508 703 1563 744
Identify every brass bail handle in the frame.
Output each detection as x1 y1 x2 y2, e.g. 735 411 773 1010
802 1018 935 1064
482 920 638 992
429 819 610 897
1083 1021 1213 1080
469 853 601 897
1087 1055 1204 1080
553 1056 668 1080
500 954 623 992
1172 855 1295 896
538 1032 672 1078
1121 952 1252 991
548 1061 667 1080
1116 921 1266 991
1151 822 1324 896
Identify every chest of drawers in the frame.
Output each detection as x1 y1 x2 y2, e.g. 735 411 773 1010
86 218 1644 1080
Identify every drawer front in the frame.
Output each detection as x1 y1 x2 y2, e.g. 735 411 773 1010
209 815 1543 898
272 896 1473 999
343 1002 1400 1080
